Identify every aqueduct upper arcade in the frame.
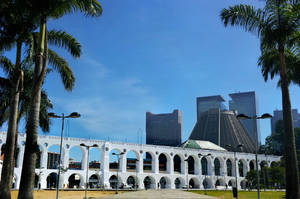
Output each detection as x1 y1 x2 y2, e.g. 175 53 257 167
0 132 280 190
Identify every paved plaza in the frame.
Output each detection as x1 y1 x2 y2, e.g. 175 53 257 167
99 190 218 199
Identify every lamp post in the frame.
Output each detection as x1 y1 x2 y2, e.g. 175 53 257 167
112 152 125 194
225 144 243 199
135 159 139 191
198 153 211 195
80 143 98 199
48 112 80 199
184 158 189 191
236 113 272 199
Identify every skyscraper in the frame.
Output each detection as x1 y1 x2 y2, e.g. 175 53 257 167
146 110 182 146
271 109 300 134
229 91 260 143
196 95 227 121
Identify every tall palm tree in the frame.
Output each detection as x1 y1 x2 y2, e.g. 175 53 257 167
220 1 300 198
0 2 40 198
18 1 102 198
0 28 81 199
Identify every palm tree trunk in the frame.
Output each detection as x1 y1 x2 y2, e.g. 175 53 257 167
18 17 48 199
0 41 22 199
279 44 299 199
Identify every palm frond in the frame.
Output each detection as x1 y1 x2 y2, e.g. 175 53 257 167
220 4 265 35
50 0 103 18
48 30 82 58
48 49 75 91
0 56 14 75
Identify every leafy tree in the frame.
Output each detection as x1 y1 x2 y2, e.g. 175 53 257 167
220 1 300 198
17 1 102 198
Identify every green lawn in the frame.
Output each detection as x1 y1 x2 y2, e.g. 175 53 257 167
190 190 285 199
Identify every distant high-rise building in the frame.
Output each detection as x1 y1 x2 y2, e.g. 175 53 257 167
229 91 260 143
146 110 182 146
271 109 300 133
196 95 227 121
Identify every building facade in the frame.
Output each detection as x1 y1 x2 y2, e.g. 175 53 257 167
146 110 182 146
0 132 280 190
271 109 300 134
196 95 226 121
229 91 260 143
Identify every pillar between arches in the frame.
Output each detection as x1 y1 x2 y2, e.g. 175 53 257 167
120 154 126 172
154 155 159 174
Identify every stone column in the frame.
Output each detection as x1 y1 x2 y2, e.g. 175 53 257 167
40 147 48 169
81 147 87 170
101 144 110 188
153 155 159 174
137 155 143 174
120 153 126 172
62 148 69 170
169 157 174 174
195 158 200 175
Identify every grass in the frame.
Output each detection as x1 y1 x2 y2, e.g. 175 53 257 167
190 190 285 199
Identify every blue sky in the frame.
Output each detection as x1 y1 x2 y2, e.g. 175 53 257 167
2 0 300 153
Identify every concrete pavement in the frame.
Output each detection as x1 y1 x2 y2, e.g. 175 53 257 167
98 190 218 199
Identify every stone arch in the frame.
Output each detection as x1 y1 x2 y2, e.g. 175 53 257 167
173 154 183 174
143 176 156 189
69 145 84 170
240 179 248 190
89 147 101 170
47 144 62 169
174 177 185 189
249 160 255 171
189 177 200 189
89 174 100 188
159 176 171 189
187 155 195 174
143 151 154 173
214 158 221 176
159 153 170 173
215 178 226 187
238 159 247 177
68 173 83 188
203 177 213 189
109 148 123 171
126 150 139 172
46 172 57 188
260 160 267 169
127 175 137 189
271 161 279 168
228 179 235 187
226 159 233 176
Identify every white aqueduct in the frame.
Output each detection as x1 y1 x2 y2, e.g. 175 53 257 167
0 132 280 190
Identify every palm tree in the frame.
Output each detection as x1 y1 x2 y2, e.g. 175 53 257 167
0 28 81 199
18 1 102 198
0 2 40 198
220 1 299 198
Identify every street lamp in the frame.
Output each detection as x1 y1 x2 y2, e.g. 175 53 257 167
236 113 272 199
135 159 139 191
48 112 80 199
225 144 243 199
184 158 189 191
198 153 211 195
80 143 98 199
112 152 125 194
